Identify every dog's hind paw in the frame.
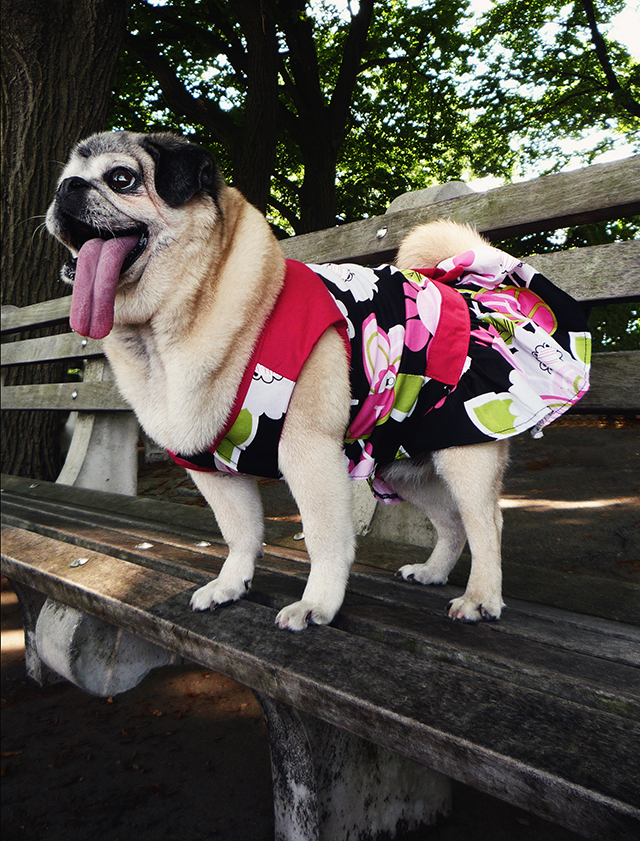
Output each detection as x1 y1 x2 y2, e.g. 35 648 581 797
275 600 333 632
190 577 251 611
396 563 448 586
448 594 503 623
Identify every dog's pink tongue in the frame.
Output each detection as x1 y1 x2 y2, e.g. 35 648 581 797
70 235 139 339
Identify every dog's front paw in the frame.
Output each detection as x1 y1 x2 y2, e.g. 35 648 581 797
190 577 252 611
448 594 504 623
396 563 448 586
275 600 334 632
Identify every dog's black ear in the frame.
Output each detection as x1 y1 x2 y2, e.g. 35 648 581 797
141 134 223 208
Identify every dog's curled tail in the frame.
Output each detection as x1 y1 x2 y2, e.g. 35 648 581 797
395 219 488 272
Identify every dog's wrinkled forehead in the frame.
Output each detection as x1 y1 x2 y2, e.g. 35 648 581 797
61 132 148 184
76 131 142 160
60 131 224 209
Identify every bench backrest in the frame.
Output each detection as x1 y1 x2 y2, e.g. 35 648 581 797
2 154 639 427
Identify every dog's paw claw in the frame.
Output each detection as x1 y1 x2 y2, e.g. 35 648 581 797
397 564 447 586
190 578 251 612
448 595 503 623
275 600 333 632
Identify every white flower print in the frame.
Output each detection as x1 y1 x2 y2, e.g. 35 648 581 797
309 263 379 302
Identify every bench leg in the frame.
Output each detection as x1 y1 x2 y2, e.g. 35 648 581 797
33 598 179 696
8 580 64 687
256 694 451 841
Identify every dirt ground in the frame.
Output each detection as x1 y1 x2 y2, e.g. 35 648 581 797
2 414 637 841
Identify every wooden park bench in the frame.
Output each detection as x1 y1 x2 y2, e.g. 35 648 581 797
2 155 640 841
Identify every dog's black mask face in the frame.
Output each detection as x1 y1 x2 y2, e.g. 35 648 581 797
140 135 223 208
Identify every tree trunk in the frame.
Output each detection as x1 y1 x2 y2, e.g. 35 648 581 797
1 0 130 480
276 0 374 232
299 136 339 233
232 0 280 213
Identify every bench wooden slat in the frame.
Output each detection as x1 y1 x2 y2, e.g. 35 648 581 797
1 296 72 333
3 474 639 633
528 239 640 303
1 381 130 411
3 492 639 696
2 523 638 840
577 351 640 412
3 351 634 413
1 333 104 367
282 156 640 265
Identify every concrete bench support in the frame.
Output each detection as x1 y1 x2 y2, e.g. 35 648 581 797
57 411 139 495
257 694 451 841
34 598 178 696
10 580 62 687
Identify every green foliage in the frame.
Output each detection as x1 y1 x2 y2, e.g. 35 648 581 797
470 0 639 178
335 0 477 221
109 0 638 229
589 303 640 351
107 0 638 344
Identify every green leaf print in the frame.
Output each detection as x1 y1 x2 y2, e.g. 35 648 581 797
389 373 424 422
470 397 519 436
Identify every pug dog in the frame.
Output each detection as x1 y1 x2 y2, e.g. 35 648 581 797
46 131 591 630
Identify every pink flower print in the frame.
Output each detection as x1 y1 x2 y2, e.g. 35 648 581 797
404 279 441 352
347 316 405 440
348 441 375 479
452 250 477 269
476 287 557 335
471 324 526 371
533 343 563 371
515 288 557 334
445 245 529 288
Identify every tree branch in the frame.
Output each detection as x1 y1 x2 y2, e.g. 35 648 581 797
124 33 240 151
270 0 324 122
579 0 640 118
268 193 301 231
135 0 248 79
329 0 375 144
358 54 411 74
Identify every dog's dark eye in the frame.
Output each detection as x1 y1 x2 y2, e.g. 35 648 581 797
106 167 139 193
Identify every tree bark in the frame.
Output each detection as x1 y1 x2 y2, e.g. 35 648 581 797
1 0 130 480
276 0 375 231
232 0 280 213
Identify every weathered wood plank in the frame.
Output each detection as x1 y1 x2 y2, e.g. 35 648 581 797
528 240 640 303
1 333 104 367
3 470 639 626
578 351 640 412
282 156 640 265
1 296 72 333
2 351 634 416
2 525 638 840
2 334 620 412
1 381 131 411
3 494 639 722
2 479 639 652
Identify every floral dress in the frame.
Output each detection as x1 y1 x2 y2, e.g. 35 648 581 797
169 249 591 501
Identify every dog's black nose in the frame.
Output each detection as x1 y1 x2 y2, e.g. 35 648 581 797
59 176 90 195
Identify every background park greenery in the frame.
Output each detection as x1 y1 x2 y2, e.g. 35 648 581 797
2 0 638 478
110 0 640 351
